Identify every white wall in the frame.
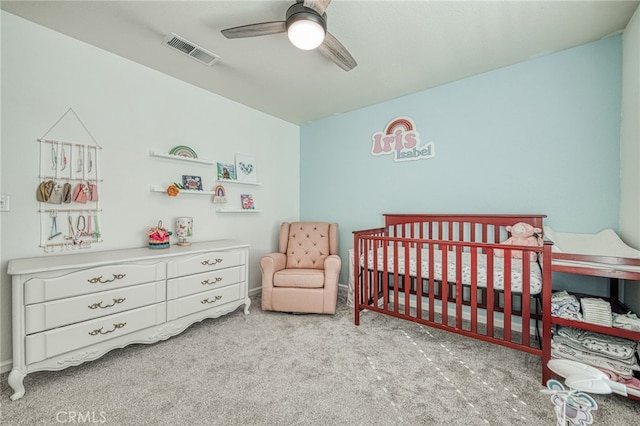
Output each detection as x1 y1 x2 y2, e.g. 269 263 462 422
0 12 300 370
620 5 640 309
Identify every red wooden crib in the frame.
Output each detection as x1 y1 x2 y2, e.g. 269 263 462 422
352 213 553 384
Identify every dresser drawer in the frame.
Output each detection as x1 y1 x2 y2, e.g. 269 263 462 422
167 283 242 321
167 266 242 300
25 281 166 335
167 251 243 278
25 303 166 365
24 263 166 304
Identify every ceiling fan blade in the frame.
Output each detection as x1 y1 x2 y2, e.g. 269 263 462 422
303 0 332 16
318 32 357 71
221 21 286 39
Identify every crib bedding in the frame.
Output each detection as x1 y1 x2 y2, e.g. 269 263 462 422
361 247 543 294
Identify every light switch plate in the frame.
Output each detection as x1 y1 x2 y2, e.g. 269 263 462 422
0 195 10 211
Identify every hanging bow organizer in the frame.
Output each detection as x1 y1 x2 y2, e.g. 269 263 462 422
36 108 103 252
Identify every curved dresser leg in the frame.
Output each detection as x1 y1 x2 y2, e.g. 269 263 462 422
8 369 26 401
243 296 251 315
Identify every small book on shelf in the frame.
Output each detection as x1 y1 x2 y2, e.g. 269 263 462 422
240 194 254 210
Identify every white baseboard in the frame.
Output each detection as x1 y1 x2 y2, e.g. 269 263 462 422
1 358 12 374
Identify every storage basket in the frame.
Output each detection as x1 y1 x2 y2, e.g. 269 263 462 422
148 220 172 249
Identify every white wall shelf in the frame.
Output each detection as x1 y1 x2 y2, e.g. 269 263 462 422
216 179 261 186
150 186 214 195
216 208 261 213
149 151 215 165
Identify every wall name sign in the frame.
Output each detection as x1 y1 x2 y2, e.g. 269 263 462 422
371 117 435 162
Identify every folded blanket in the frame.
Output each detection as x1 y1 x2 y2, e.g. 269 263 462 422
551 341 638 378
613 312 640 332
580 297 612 327
551 291 582 320
555 326 638 362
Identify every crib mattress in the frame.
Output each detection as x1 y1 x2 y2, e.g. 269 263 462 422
360 247 543 295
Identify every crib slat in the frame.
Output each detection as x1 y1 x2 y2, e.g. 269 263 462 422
522 255 531 348
504 251 513 342
416 242 423 319
382 243 389 310
393 241 400 314
428 243 435 323
404 243 411 316
455 245 463 329
372 242 379 307
487 248 495 337
471 247 478 333
441 245 449 325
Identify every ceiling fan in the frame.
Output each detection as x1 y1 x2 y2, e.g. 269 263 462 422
221 0 357 72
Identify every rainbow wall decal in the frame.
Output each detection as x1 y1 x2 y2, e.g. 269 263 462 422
385 118 414 135
371 116 435 162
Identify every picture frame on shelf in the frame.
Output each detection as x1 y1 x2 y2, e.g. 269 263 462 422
182 175 203 191
213 184 227 203
240 194 255 210
235 154 257 182
217 162 236 180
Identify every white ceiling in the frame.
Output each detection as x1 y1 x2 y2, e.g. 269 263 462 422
2 1 638 125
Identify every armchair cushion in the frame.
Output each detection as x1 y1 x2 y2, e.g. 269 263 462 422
274 269 325 288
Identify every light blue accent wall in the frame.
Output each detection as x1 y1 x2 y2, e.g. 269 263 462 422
300 36 622 284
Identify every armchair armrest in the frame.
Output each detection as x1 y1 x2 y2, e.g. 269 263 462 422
260 252 286 286
260 252 286 311
324 254 342 288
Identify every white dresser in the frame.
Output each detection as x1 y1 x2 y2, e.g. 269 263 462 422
7 240 250 400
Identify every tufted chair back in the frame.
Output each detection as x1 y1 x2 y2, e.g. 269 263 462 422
279 222 338 270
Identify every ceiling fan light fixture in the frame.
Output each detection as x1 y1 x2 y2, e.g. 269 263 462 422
287 19 325 50
285 2 327 50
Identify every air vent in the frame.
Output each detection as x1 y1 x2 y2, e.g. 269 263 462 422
162 32 220 66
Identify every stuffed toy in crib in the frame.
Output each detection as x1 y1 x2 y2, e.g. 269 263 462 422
495 222 543 261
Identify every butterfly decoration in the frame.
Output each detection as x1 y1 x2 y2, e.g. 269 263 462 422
239 162 254 176
542 379 598 426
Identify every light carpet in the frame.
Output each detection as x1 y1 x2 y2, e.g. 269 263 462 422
1 290 639 425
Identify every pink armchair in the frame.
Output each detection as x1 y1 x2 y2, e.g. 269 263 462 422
260 222 341 314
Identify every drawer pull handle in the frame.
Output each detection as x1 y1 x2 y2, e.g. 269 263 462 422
88 322 127 336
201 295 223 304
201 258 223 266
201 277 224 285
88 274 126 284
88 298 126 310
